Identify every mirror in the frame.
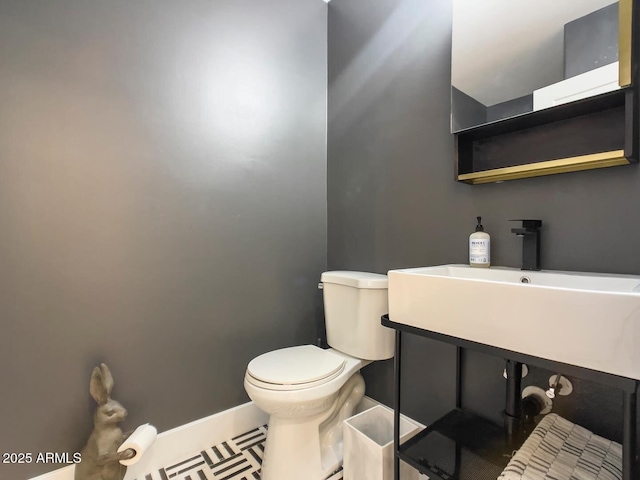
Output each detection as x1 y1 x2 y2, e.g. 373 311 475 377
451 0 625 133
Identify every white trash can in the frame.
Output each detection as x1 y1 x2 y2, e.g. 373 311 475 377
343 405 423 480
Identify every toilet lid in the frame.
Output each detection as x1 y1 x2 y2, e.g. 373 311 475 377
247 345 345 387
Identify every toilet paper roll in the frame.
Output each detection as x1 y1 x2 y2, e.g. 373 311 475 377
118 423 157 466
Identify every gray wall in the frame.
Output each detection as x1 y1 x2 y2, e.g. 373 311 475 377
328 0 640 444
0 1 327 478
451 86 486 132
452 87 534 131
486 93 533 123
565 2 619 79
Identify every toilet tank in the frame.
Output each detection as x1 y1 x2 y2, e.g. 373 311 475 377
321 271 394 360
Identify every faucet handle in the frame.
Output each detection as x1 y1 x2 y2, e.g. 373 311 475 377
509 219 542 229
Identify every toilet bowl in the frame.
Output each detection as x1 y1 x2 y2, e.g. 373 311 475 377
244 271 394 480
244 345 368 479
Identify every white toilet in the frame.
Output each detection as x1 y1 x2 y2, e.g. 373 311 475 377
244 271 394 480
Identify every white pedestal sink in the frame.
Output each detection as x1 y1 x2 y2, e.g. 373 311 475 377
388 265 640 380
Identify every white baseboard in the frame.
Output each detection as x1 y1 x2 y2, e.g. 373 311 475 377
28 464 75 480
30 401 269 480
30 396 421 480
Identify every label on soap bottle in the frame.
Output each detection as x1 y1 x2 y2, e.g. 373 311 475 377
469 238 490 264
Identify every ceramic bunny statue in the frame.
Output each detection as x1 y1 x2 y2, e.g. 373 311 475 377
74 364 135 480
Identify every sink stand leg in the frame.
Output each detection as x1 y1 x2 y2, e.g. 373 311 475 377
622 386 637 480
394 330 401 480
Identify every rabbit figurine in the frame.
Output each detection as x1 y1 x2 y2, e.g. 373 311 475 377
74 364 135 480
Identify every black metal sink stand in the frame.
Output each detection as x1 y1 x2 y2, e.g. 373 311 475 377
384 315 639 480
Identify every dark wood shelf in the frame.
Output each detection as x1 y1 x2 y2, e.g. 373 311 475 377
455 89 637 184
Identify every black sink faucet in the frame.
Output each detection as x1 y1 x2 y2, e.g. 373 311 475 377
510 220 542 271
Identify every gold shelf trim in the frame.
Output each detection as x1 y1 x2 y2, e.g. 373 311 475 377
457 150 629 184
619 0 632 87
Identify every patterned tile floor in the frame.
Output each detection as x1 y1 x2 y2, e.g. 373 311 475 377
132 425 343 480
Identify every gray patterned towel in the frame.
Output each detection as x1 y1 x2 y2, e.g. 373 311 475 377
498 413 622 480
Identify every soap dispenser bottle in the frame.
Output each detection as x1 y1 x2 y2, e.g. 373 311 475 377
469 216 490 268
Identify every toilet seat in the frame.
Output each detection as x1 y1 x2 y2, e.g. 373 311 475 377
246 345 346 391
